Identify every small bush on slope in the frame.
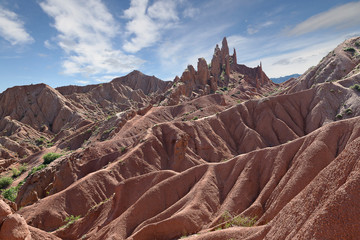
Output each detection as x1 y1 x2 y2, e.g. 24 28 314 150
0 177 13 189
43 152 62 164
350 84 360 92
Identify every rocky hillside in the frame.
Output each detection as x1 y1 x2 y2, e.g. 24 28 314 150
0 37 360 240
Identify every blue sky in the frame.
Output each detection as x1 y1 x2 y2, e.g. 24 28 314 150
1 0 360 93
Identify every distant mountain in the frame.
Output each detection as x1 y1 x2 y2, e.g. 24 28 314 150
271 74 301 83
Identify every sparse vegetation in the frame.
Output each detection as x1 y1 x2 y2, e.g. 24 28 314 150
220 86 228 91
11 164 27 178
121 146 127 153
0 177 13 189
106 115 115 121
350 84 360 92
2 186 17 201
344 47 356 53
336 114 343 119
59 215 81 229
355 41 360 47
35 136 46 146
29 164 46 176
192 116 198 120
43 152 62 164
220 70 226 81
345 108 353 115
103 127 116 135
215 211 257 231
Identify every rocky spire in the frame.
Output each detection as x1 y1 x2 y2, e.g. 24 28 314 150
220 37 229 61
197 58 210 86
232 48 237 65
211 45 221 82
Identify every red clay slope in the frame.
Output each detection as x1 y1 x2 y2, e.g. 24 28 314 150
19 114 360 240
15 79 360 239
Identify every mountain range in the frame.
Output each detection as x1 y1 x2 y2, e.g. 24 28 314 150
0 36 360 240
270 74 301 83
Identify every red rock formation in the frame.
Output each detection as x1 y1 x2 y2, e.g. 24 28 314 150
286 36 360 93
166 37 275 106
196 58 210 86
232 48 237 65
0 199 58 239
1 36 360 240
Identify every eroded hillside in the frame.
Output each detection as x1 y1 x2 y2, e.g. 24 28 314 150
0 37 360 240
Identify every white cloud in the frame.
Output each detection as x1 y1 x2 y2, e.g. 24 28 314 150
0 6 33 45
246 38 343 78
94 75 117 82
247 21 273 35
182 7 199 18
148 0 179 21
289 2 360 36
123 0 179 53
39 0 144 76
76 80 90 85
226 32 352 78
156 24 231 79
44 39 56 49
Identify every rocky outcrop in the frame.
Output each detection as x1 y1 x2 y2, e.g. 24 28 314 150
0 84 82 134
0 198 59 240
165 37 274 105
56 71 172 120
112 70 171 95
287 36 360 93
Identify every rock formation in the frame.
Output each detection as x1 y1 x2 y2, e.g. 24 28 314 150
164 37 274 106
0 36 359 240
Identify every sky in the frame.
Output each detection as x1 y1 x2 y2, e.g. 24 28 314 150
1 0 360 93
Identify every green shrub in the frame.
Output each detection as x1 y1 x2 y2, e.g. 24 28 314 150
43 153 62 165
220 87 228 91
11 164 27 178
121 146 127 153
350 84 360 92
35 137 46 146
216 211 257 230
11 168 21 178
228 215 257 227
103 127 116 135
29 164 46 176
0 177 13 189
336 114 343 119
192 116 198 120
2 187 17 202
345 108 353 115
59 215 81 229
344 47 356 53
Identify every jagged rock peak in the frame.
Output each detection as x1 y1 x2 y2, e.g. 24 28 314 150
232 48 237 65
221 37 229 58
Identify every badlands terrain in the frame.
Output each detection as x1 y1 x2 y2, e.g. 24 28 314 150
0 36 360 239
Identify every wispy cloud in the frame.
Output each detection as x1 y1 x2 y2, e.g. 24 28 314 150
245 37 345 77
156 24 231 76
76 80 90 85
289 1 360 36
0 6 33 45
123 0 180 53
247 21 273 35
39 0 144 76
94 75 117 83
